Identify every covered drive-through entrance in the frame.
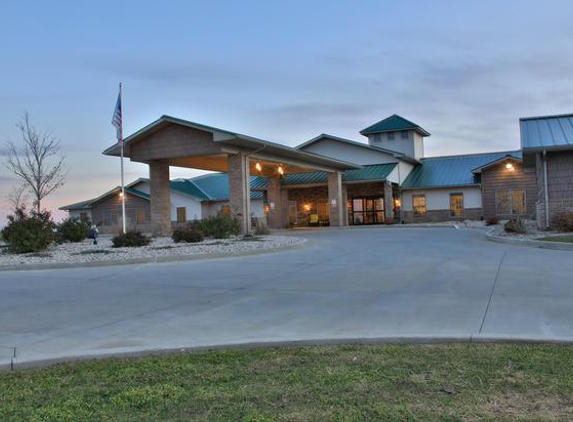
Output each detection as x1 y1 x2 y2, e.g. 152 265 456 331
103 116 360 235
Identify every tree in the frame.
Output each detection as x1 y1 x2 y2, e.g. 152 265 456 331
4 112 67 213
6 183 30 211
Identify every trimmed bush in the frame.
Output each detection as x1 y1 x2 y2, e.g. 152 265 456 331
1 208 55 253
504 218 526 234
197 214 240 239
112 230 151 248
485 217 499 226
172 225 204 243
57 218 91 243
552 212 573 232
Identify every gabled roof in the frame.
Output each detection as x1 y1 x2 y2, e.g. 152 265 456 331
59 186 150 211
281 163 397 186
402 150 522 189
295 133 419 164
189 173 266 200
471 155 522 174
520 113 573 151
103 115 360 172
170 180 210 201
360 114 431 136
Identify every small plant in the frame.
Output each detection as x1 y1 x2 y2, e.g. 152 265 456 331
196 214 240 239
172 225 205 243
485 217 499 226
254 218 271 235
504 217 526 234
552 212 573 232
112 230 151 248
57 218 91 242
1 208 55 253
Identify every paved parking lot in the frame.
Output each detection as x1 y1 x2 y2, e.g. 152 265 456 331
1 226 572 367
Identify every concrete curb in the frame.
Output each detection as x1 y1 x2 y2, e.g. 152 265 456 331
0 238 309 272
4 334 573 370
485 228 573 251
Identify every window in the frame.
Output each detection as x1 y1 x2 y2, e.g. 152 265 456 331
79 212 88 221
450 193 464 217
496 189 526 215
373 133 381 143
387 132 395 140
176 207 186 223
136 207 147 224
401 130 409 139
413 195 426 215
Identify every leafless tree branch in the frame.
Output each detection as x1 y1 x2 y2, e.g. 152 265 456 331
3 112 67 213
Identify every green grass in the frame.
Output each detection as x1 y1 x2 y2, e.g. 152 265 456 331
539 235 573 243
1 344 573 421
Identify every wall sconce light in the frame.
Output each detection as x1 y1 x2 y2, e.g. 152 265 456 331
119 191 124 198
394 198 402 208
264 204 270 213
505 162 514 170
255 162 262 172
303 203 311 211
277 165 284 175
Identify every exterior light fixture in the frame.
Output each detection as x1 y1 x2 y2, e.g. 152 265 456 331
119 191 124 198
277 165 284 175
255 162 262 172
304 204 311 211
505 162 514 170
394 198 402 208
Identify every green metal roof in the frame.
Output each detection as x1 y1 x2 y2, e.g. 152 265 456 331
189 173 265 200
360 114 430 136
282 163 397 186
402 151 522 189
170 180 210 201
520 113 573 151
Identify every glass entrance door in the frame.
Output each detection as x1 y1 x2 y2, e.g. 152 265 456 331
349 197 385 225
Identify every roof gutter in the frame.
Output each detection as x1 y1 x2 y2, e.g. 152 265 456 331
543 149 550 229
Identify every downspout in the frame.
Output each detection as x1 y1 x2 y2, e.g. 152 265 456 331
543 149 550 229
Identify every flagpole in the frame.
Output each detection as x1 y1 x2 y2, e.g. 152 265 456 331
119 82 126 234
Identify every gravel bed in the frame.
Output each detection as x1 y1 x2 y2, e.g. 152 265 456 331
0 235 306 268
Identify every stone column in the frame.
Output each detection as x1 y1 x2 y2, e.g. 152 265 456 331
280 188 290 228
228 152 251 234
341 184 349 226
149 160 171 236
328 171 344 227
266 177 283 229
384 181 394 224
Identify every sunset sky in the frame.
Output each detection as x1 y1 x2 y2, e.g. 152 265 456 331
1 0 573 226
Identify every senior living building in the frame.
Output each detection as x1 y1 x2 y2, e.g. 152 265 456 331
61 113 573 234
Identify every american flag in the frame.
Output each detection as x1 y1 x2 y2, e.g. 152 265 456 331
112 91 123 147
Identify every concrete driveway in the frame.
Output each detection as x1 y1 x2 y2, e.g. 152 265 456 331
1 226 572 367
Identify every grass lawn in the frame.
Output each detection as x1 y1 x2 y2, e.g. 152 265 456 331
1 344 573 420
539 235 573 243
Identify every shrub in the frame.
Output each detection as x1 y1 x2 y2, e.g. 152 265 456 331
172 225 204 243
485 217 499 226
1 208 55 253
552 212 573 232
57 218 91 243
197 214 240 239
254 218 270 235
112 230 151 248
504 218 526 234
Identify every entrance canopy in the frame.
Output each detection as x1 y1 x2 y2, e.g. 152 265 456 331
103 115 360 175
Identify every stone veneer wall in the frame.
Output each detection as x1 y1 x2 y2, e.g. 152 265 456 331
536 150 573 228
402 208 482 224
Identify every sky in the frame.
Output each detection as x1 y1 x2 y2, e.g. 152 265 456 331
1 0 573 226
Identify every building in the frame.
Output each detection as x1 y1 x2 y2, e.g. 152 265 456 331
62 113 573 234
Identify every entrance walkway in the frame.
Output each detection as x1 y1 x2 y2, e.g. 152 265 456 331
1 227 572 367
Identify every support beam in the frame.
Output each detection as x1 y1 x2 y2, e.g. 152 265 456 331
228 152 251 234
328 171 344 227
149 161 171 236
384 181 394 224
266 177 283 229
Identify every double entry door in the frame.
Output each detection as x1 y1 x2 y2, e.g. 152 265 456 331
350 197 385 225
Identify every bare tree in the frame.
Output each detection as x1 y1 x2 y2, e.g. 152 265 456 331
6 183 30 211
4 112 67 213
